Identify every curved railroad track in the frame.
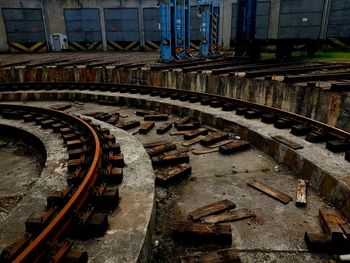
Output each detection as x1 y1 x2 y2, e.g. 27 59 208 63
0 103 123 262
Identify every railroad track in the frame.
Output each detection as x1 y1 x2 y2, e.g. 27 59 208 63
0 82 349 161
0 104 123 262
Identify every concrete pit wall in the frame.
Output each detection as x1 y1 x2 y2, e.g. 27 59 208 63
0 66 349 132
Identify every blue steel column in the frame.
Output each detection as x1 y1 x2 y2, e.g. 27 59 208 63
160 0 173 61
186 0 191 50
174 0 186 58
198 0 211 57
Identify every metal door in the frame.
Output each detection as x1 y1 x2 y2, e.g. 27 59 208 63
64 8 102 50
2 8 47 52
143 8 161 50
105 8 140 50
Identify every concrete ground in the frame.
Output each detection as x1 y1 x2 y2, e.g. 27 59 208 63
0 99 339 262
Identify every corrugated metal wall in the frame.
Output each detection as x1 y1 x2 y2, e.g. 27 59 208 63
327 0 350 38
278 0 325 39
64 8 102 50
143 7 160 50
105 8 140 50
2 8 47 52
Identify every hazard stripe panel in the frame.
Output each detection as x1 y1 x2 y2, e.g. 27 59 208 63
9 42 48 53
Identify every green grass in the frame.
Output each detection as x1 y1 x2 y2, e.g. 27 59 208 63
261 50 350 63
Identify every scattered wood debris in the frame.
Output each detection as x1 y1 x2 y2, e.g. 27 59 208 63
219 140 251 154
146 143 177 157
182 135 205 147
156 123 172 134
139 122 155 134
296 179 307 207
201 208 255 224
189 199 236 220
247 180 292 204
183 128 209 140
192 148 219 155
155 164 192 185
200 133 229 146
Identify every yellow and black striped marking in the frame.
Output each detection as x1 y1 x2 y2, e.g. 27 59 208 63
145 41 160 50
9 42 48 53
68 41 103 51
107 41 140 51
211 12 219 45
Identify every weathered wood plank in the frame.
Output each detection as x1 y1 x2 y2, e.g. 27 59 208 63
155 164 192 185
189 199 236 220
183 128 209 140
319 208 348 241
182 135 206 147
192 148 219 155
219 140 251 154
139 122 155 134
180 249 241 263
143 141 171 148
271 135 303 150
173 223 232 245
146 143 177 157
135 110 155 116
201 133 229 146
152 152 190 167
174 116 191 127
201 208 255 224
208 140 234 149
296 179 307 207
247 180 292 204
156 123 172 134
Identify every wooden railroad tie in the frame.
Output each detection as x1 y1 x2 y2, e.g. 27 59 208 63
139 122 155 134
201 208 255 224
219 140 251 154
200 133 229 147
117 120 140 130
152 152 190 167
296 179 307 207
189 199 236 221
247 180 292 204
174 116 191 127
155 164 192 185
183 128 209 140
146 143 177 157
156 123 172 134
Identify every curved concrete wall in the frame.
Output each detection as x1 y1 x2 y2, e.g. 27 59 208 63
0 66 349 132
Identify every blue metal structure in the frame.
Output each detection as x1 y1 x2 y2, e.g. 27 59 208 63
197 0 221 57
235 0 257 41
159 0 191 62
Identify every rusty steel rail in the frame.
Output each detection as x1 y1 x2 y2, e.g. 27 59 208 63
1 82 350 140
0 104 101 263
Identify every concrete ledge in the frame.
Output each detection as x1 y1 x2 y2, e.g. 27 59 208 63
0 90 349 223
